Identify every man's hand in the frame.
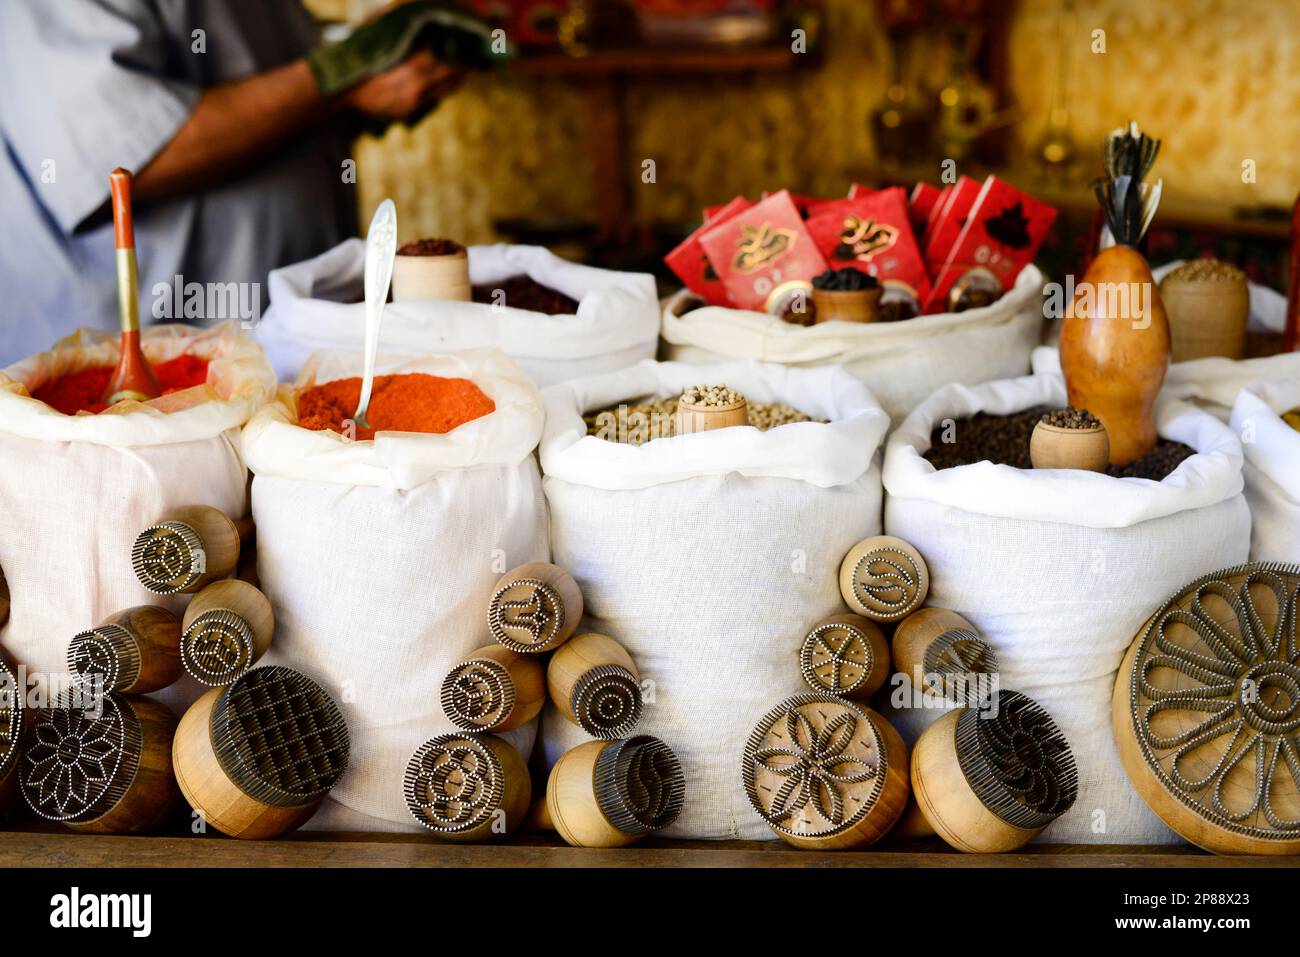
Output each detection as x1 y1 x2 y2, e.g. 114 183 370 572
340 49 462 123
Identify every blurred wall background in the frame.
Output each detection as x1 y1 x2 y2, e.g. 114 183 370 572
305 0 1300 246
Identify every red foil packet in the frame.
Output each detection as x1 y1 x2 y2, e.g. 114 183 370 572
924 175 982 275
665 195 752 305
806 187 931 311
908 182 943 235
925 176 1057 313
698 190 827 312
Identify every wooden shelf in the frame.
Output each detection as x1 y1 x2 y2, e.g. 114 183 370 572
2 827 1294 868
508 44 803 78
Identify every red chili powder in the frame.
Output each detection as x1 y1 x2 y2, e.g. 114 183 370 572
296 373 495 440
31 354 211 415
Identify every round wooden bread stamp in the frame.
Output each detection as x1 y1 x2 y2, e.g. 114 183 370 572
403 732 530 841
742 692 909 849
798 613 889 700
545 735 684 847
1114 563 1300 855
911 690 1077 852
69 605 183 696
173 666 349 839
0 650 25 809
547 632 642 739
131 505 247 595
838 535 930 623
180 580 275 687
487 562 583 654
22 692 177 833
441 644 544 734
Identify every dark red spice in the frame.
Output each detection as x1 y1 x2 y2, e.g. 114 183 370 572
31 354 211 415
296 373 495 441
471 275 578 315
397 238 465 257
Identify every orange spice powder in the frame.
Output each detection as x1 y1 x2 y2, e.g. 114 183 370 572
296 373 495 440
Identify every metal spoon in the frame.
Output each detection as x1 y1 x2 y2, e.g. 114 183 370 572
353 199 397 432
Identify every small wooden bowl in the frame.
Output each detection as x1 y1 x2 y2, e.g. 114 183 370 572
131 505 251 595
441 644 545 733
838 535 929 623
1161 272 1249 362
173 666 349 839
180 580 275 686
404 732 530 842
798 613 890 700
1029 421 1110 472
68 605 183 695
391 247 471 302
546 736 685 848
22 693 178 834
812 287 882 324
487 562 584 654
546 632 642 739
674 397 749 436
911 691 1077 853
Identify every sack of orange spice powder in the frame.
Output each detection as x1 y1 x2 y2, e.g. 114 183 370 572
241 347 548 832
0 322 276 707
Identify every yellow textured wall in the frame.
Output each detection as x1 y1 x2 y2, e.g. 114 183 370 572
309 0 1300 243
1008 0 1300 210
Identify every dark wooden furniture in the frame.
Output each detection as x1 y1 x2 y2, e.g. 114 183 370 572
3 827 1295 867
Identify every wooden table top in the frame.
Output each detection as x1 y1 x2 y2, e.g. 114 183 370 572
2 827 1294 868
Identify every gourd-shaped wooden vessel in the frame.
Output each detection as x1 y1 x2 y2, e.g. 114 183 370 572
1060 122 1169 465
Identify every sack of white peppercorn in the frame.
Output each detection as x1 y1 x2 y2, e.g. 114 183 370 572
539 359 890 839
660 263 1046 421
243 348 549 831
1227 379 1300 562
259 239 659 388
882 369 1249 844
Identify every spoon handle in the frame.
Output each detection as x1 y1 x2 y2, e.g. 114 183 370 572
354 199 398 426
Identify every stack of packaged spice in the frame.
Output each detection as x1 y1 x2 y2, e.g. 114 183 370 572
664 177 1056 323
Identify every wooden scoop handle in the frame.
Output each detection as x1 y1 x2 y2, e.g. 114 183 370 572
110 167 136 251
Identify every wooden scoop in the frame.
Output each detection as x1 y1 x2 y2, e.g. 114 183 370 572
102 168 161 405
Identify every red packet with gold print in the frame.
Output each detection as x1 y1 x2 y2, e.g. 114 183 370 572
805 187 931 311
698 191 827 312
665 195 752 305
925 176 1057 313
924 175 982 275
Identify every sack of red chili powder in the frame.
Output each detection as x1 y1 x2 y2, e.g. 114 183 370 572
242 347 549 831
0 322 275 702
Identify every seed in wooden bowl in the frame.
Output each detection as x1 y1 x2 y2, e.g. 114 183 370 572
680 385 744 408
1040 407 1101 430
1164 258 1245 284
586 396 820 445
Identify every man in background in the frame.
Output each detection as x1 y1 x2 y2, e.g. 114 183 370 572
0 0 464 363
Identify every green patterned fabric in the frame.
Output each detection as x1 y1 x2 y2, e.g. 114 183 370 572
307 2 508 97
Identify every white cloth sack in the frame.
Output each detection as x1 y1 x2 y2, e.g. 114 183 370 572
1229 379 1300 562
660 264 1047 421
258 239 660 388
0 323 275 709
1037 260 1298 420
883 371 1250 844
243 348 548 831
540 359 890 839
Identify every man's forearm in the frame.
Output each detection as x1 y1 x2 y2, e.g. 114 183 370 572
133 59 335 202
